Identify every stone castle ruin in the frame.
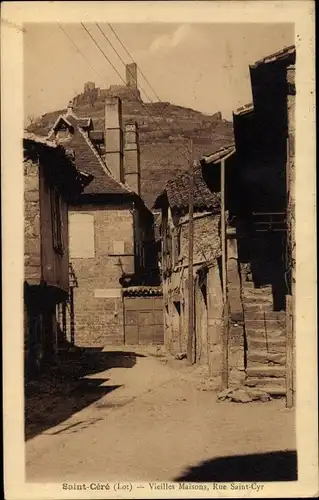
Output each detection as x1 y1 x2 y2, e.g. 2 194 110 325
73 63 141 107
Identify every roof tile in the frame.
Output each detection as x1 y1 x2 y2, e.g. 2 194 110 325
165 166 221 213
47 111 132 196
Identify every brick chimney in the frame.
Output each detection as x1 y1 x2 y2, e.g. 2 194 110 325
104 96 124 182
124 121 141 196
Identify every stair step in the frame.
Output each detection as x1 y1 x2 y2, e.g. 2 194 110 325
247 365 286 378
245 384 286 396
243 288 273 297
243 304 275 313
245 328 285 339
242 282 272 291
247 360 286 369
246 377 286 388
244 311 285 321
243 294 273 302
248 337 286 351
247 350 286 365
244 319 285 329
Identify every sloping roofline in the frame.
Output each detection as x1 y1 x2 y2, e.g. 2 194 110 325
48 113 93 138
233 103 254 117
24 131 58 149
200 144 236 165
250 45 296 69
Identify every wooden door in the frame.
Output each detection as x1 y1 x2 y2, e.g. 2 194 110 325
124 296 164 345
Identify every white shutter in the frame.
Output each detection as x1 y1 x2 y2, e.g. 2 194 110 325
69 213 95 258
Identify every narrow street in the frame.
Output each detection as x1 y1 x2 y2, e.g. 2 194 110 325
26 348 296 483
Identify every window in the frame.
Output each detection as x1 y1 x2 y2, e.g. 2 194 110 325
172 227 180 268
51 187 64 254
69 213 95 258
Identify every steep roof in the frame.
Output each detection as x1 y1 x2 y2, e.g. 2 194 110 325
154 165 220 213
24 131 58 149
154 145 236 212
168 166 221 212
23 132 92 193
47 110 132 196
49 112 93 134
72 127 132 195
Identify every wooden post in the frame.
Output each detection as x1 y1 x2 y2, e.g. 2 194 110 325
286 295 293 407
187 140 195 364
62 302 67 341
221 159 229 389
70 288 75 345
221 159 227 302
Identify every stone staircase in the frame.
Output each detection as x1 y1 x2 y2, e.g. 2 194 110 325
242 282 286 396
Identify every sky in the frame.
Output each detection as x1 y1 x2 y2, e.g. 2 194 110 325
24 23 294 123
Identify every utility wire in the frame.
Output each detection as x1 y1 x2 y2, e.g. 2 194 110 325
59 23 191 166
106 23 188 149
59 22 184 164
81 23 190 164
99 23 190 158
58 24 102 80
108 23 161 102
96 23 155 104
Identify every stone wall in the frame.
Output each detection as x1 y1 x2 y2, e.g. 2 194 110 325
69 204 135 346
179 213 221 264
287 64 296 403
24 158 41 284
206 262 224 387
227 230 246 387
162 212 224 386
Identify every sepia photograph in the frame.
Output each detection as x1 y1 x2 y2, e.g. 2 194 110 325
2 2 317 499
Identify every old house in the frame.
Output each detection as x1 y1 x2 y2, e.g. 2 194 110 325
24 133 91 377
229 45 296 400
47 97 161 347
154 145 237 388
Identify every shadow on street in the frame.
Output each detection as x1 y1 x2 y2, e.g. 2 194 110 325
25 348 145 441
175 450 298 482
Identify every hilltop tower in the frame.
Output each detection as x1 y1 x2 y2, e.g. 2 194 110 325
84 81 96 92
126 63 137 88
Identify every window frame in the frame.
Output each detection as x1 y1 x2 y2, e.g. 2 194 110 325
51 186 64 255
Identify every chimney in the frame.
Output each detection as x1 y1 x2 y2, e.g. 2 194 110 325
67 100 74 115
124 121 141 196
126 63 137 88
104 96 124 182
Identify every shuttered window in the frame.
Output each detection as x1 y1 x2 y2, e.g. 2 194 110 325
51 187 64 254
69 213 95 258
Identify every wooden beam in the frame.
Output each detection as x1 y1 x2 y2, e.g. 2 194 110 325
286 294 294 408
221 159 227 303
187 141 195 364
70 288 75 345
221 158 229 389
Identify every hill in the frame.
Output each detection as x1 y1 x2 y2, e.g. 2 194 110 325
27 84 234 208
